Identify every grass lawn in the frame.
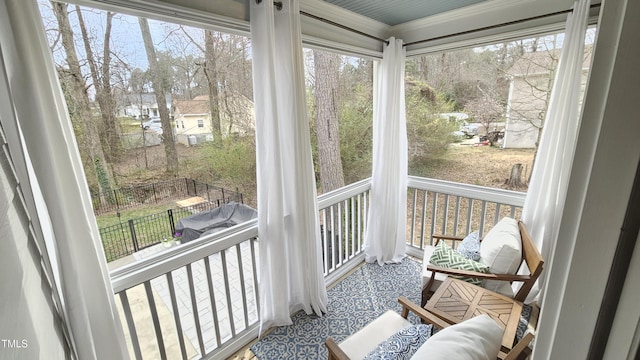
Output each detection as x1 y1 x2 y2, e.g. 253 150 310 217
96 201 178 228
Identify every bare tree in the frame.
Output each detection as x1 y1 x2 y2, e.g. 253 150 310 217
76 7 122 161
139 17 179 175
313 50 344 193
204 30 222 137
52 2 115 195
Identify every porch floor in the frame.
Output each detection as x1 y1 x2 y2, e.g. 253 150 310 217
249 258 424 359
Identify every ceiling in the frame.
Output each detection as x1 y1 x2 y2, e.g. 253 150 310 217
80 0 600 57
321 0 489 26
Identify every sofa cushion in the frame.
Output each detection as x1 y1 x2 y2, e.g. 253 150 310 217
429 242 491 286
410 314 503 360
364 324 433 360
479 217 522 294
457 231 481 261
339 310 412 360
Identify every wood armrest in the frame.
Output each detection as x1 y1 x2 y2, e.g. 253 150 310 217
398 296 450 330
432 234 465 243
325 337 350 360
426 265 532 282
503 332 534 360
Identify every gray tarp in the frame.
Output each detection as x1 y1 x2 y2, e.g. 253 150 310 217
175 202 257 243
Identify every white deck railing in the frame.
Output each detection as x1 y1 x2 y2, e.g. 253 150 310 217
406 176 525 257
109 176 525 359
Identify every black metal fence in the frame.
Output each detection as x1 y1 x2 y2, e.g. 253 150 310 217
91 178 243 215
101 201 230 262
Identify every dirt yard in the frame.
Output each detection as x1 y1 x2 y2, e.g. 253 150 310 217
113 141 536 195
427 144 535 191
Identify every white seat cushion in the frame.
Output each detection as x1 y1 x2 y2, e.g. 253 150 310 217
479 217 522 296
339 310 412 360
421 245 448 291
410 314 503 360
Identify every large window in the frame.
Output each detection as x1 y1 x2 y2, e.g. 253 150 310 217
405 28 595 190
38 1 257 205
303 49 374 194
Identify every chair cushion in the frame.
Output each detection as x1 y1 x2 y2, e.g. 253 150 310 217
364 324 433 360
457 231 481 261
410 314 504 360
421 245 448 291
429 242 490 286
339 310 412 360
479 217 522 295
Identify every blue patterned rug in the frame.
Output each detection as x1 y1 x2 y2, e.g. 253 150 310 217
250 258 424 359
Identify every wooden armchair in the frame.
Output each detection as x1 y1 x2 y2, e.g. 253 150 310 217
325 297 534 360
422 220 544 306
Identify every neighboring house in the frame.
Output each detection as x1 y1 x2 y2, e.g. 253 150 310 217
503 49 591 148
172 94 255 145
117 93 172 120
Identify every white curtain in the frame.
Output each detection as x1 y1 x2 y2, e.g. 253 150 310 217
520 0 590 303
364 38 408 265
250 0 328 332
0 0 128 358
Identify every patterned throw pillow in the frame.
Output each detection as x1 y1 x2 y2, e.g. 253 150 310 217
363 324 433 360
429 242 490 285
457 231 481 261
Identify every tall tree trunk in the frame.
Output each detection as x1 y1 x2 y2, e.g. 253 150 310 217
204 30 222 138
76 7 121 162
139 17 179 175
53 2 114 196
313 50 345 193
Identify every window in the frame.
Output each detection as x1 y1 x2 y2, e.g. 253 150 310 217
38 1 258 252
405 28 595 190
303 49 373 194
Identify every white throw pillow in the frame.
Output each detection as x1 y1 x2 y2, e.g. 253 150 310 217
410 314 503 360
479 217 522 294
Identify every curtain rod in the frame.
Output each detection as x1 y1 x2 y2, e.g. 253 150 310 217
403 3 601 47
299 10 389 44
259 0 388 43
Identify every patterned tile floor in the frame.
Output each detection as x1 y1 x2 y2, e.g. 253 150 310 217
250 258 423 359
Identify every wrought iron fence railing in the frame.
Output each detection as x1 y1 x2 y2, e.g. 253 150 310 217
91 178 242 215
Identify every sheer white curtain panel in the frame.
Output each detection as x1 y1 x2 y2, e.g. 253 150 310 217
0 0 128 358
250 0 328 332
364 38 408 265
519 0 590 303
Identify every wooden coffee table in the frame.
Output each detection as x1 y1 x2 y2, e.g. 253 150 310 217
425 277 523 353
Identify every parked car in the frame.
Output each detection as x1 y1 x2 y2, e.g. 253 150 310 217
460 121 480 138
141 117 161 129
141 118 162 134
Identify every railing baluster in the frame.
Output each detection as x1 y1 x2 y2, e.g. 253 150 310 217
119 291 143 360
250 238 260 320
443 194 450 236
480 200 488 234
166 272 188 360
144 281 167 360
236 243 249 330
454 196 461 236
221 250 236 337
322 209 329 274
350 197 356 258
410 188 417 247
186 264 205 356
204 256 222 348
430 191 438 240
466 198 474 234
420 190 427 248
338 203 343 266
